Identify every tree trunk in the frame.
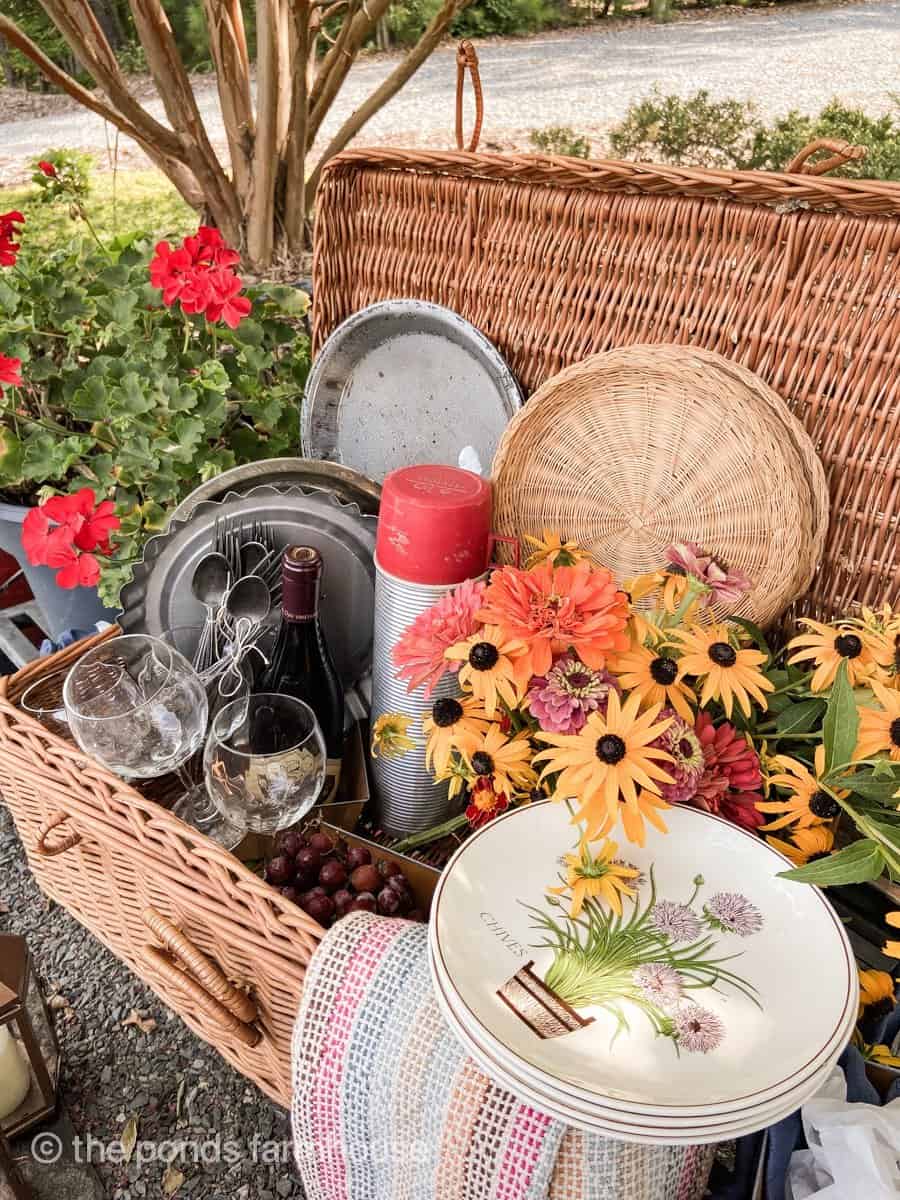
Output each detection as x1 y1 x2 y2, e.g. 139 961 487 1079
649 0 671 21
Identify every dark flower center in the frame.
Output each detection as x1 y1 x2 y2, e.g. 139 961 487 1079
469 642 499 671
432 698 463 728
567 671 590 688
893 636 900 672
687 1019 702 1034
650 656 678 685
708 642 737 667
471 751 494 776
596 734 627 764
809 790 840 819
678 738 695 758
666 564 686 576
809 851 831 863
834 633 863 659
890 717 900 748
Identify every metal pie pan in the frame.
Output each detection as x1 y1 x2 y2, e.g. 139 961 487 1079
119 485 376 687
303 300 522 481
169 457 381 523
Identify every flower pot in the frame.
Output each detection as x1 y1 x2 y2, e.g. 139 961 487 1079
0 502 118 642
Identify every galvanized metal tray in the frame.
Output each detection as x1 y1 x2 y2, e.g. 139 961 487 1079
119 486 375 686
169 457 380 522
302 300 522 481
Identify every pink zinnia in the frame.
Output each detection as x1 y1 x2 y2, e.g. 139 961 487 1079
393 577 486 696
526 656 617 734
665 542 752 609
692 712 764 831
650 707 704 804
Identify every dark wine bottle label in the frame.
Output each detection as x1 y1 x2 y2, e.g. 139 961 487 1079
282 545 322 622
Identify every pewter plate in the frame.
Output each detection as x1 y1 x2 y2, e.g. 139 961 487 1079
302 300 522 481
119 486 375 686
169 457 381 523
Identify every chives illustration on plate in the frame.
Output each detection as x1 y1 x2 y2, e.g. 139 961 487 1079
498 835 763 1055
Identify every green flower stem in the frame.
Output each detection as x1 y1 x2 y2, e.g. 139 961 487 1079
393 811 469 852
828 777 900 878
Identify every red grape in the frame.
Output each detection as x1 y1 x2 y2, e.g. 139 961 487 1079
280 886 301 903
379 859 405 880
293 865 318 891
319 859 348 892
333 888 354 916
299 886 326 906
346 846 372 870
350 864 381 893
276 831 304 858
295 847 322 874
349 892 377 913
265 855 294 886
377 887 402 916
304 893 335 925
308 831 334 855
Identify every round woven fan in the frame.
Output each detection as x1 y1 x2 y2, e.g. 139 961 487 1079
490 345 829 628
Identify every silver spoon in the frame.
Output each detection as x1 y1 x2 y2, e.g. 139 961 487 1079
191 552 230 671
218 575 272 695
241 540 269 576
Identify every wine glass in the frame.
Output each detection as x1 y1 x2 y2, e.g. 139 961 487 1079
203 693 326 839
162 625 250 847
63 635 208 781
20 669 69 737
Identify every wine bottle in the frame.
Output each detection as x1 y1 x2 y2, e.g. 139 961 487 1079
260 546 345 803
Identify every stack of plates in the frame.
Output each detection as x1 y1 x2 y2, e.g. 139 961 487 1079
429 803 857 1145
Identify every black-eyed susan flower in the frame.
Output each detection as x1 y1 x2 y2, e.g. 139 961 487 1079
370 712 415 760
423 694 489 775
884 912 900 959
523 530 588 569
787 619 879 692
854 680 900 763
614 642 696 723
757 744 846 832
766 825 835 866
462 724 536 799
549 836 639 917
444 624 526 717
672 624 773 719
534 688 674 846
863 1042 900 1069
858 968 895 1022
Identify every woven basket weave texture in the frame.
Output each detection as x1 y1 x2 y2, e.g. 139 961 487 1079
313 148 900 619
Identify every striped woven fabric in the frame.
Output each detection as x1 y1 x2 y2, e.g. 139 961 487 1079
291 913 715 1200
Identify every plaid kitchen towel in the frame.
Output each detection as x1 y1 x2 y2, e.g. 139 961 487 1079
291 912 714 1200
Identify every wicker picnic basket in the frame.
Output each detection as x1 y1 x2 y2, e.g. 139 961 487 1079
2 70 900 1107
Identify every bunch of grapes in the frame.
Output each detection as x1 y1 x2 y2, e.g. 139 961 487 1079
264 828 424 929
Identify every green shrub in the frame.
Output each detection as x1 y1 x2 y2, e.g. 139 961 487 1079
609 90 900 180
529 126 591 159
387 0 560 44
29 150 94 206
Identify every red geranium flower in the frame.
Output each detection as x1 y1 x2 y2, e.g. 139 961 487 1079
37 161 58 178
21 507 52 566
205 266 252 329
0 211 24 268
47 541 101 589
21 490 119 589
0 355 22 388
148 226 250 328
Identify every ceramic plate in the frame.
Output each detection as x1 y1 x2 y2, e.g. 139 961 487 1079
431 955 841 1144
431 944 853 1133
302 300 522 481
430 803 855 1114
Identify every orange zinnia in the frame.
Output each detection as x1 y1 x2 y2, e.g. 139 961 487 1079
477 560 630 687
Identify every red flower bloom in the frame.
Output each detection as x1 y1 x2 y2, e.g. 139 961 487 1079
0 211 24 268
691 712 764 832
0 355 22 388
148 226 250 328
21 490 118 589
37 161 58 178
465 777 510 829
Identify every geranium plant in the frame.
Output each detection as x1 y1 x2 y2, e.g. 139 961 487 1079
0 208 309 608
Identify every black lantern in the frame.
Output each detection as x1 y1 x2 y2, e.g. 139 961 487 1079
0 935 59 1139
0 1130 32 1200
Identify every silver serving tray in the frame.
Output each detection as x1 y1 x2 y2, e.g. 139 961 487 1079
302 300 522 481
169 457 380 522
119 485 376 686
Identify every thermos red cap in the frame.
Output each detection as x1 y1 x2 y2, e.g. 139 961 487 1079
375 465 493 585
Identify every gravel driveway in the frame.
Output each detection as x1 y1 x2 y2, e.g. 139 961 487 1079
0 0 898 175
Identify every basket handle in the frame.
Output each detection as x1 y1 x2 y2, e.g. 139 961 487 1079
141 907 260 1046
787 138 866 176
455 40 483 153
35 811 82 857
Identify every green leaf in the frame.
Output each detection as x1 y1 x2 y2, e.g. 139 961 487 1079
112 372 155 417
98 289 139 330
261 283 310 317
231 318 265 347
727 615 772 662
70 376 109 421
778 838 885 886
822 660 858 774
826 769 900 805
775 699 827 736
0 428 24 485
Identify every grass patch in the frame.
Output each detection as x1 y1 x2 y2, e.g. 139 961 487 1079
0 167 197 248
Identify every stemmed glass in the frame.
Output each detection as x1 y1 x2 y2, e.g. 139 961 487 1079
204 693 326 840
63 635 208 782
